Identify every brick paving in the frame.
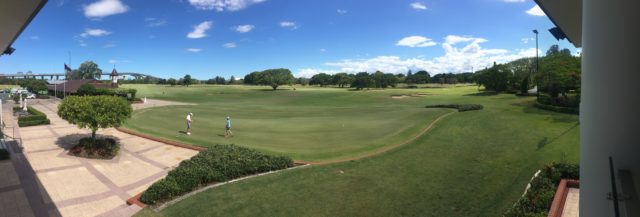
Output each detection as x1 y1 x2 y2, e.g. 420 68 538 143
1 99 198 217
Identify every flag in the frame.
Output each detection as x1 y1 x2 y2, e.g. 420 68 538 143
64 64 72 80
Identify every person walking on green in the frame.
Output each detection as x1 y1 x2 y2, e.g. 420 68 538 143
225 116 233 137
186 112 193 135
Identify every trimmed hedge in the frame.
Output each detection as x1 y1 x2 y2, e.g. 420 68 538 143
534 102 578 114
15 106 50 127
425 104 484 112
504 162 579 217
140 144 294 205
94 88 138 100
18 119 50 127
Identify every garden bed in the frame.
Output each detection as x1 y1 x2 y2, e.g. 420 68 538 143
14 106 51 127
69 138 120 159
139 144 294 205
503 162 579 217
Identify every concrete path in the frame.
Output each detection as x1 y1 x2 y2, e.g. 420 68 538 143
131 99 194 110
2 99 198 217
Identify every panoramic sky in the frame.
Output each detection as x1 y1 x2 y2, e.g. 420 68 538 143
0 0 578 79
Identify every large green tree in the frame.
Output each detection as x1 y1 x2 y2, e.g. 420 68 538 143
309 73 333 87
475 62 513 92
538 51 581 98
17 79 47 94
182 74 193 86
75 61 103 80
351 72 374 90
332 73 354 88
58 96 132 141
256 68 294 90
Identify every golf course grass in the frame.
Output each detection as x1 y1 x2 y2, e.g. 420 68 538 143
126 84 579 216
123 85 462 162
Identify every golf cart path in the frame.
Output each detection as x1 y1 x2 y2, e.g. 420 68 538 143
302 110 456 165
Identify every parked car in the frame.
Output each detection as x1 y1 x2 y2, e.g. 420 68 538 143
26 93 36 99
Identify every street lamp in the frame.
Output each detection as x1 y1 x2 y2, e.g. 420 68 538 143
533 29 539 99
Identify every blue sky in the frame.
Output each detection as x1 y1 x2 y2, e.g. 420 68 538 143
0 0 578 80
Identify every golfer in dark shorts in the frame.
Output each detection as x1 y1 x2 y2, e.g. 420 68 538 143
225 116 233 137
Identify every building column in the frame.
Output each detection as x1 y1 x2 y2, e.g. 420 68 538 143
581 0 640 216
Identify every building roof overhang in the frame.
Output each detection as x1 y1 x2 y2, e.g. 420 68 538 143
534 0 582 47
0 0 48 57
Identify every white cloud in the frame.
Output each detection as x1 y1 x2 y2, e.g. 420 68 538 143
145 18 167 27
235 25 254 33
280 21 298 29
503 0 525 2
187 21 213 39
296 68 340 78
186 48 202 52
188 0 266 11
337 9 348 14
103 42 116 48
396 36 437 48
526 5 546 16
308 36 539 77
444 35 487 45
80 28 112 37
108 59 130 64
521 37 535 44
30 36 40 40
410 2 427 10
83 0 128 18
223 42 237 48
320 48 327 52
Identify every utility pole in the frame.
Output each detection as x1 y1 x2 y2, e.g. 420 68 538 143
533 29 539 100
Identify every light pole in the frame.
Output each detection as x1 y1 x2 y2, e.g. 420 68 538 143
533 29 539 100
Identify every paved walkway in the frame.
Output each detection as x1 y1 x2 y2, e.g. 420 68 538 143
561 188 579 217
1 99 198 217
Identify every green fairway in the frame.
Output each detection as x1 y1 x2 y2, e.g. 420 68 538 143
123 85 464 162
128 84 579 216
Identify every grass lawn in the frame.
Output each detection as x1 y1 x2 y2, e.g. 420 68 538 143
123 84 462 162
127 84 579 216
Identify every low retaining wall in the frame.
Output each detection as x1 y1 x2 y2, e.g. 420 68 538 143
547 179 580 217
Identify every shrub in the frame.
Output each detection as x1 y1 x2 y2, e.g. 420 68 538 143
16 106 50 127
139 144 294 205
18 119 50 127
425 104 484 112
503 162 579 217
534 102 578 114
0 149 9 160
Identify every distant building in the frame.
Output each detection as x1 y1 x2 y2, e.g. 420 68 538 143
110 68 119 87
47 79 115 96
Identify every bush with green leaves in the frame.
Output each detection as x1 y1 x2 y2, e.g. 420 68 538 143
425 104 484 112
15 106 50 127
503 162 579 217
57 95 132 140
140 144 294 205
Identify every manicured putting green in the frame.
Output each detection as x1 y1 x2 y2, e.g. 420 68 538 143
123 85 452 162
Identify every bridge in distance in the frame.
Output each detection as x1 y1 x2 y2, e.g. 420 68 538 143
0 72 159 80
